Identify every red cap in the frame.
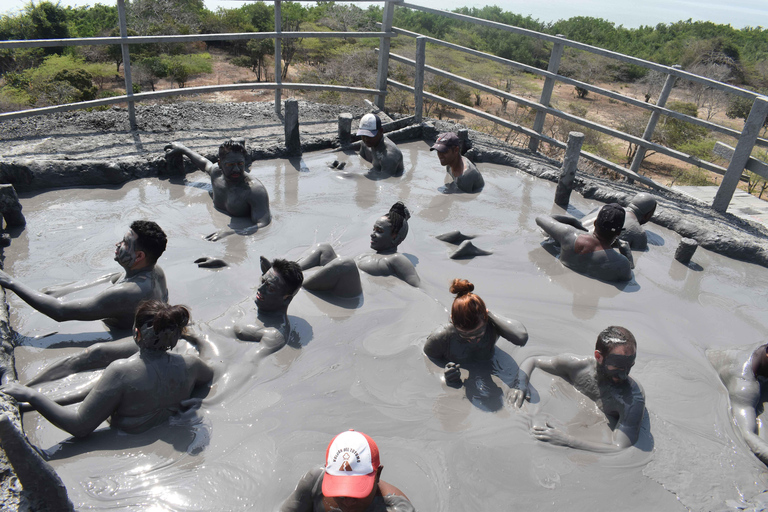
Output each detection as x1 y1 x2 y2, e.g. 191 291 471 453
322 430 380 499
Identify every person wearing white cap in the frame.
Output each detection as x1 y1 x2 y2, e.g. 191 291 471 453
279 429 414 512
356 113 405 177
430 132 484 193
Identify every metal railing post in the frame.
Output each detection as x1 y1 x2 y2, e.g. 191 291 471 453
414 36 426 123
375 0 395 110
528 34 565 153
712 96 768 213
629 65 680 174
116 0 136 130
274 0 282 115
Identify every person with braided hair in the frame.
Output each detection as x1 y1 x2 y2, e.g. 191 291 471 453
164 138 271 241
298 202 420 297
424 279 528 386
0 301 213 438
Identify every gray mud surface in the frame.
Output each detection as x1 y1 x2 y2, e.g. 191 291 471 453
1 101 768 511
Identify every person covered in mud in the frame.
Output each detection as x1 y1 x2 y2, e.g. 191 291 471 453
280 429 414 512
509 326 645 452
555 193 657 251
708 343 768 465
424 279 528 386
299 202 419 297
430 132 484 193
535 203 633 282
0 220 168 330
164 138 271 241
0 301 213 437
356 113 404 177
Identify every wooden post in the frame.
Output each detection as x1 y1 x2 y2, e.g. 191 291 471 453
554 131 584 207
712 96 768 213
116 0 136 130
375 0 395 110
414 36 426 124
629 65 680 175
0 184 25 228
284 99 300 155
529 35 565 153
274 0 282 115
338 113 352 145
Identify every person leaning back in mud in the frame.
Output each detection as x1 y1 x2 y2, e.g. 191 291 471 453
164 138 271 241
536 203 633 282
509 326 645 452
356 113 404 177
0 220 168 331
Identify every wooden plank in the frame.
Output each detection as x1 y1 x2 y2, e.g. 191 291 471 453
714 142 768 181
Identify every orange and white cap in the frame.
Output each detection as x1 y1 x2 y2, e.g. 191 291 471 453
322 430 380 499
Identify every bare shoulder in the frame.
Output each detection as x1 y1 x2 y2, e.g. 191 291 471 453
378 479 409 499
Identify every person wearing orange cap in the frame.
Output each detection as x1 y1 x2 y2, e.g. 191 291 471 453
279 430 414 512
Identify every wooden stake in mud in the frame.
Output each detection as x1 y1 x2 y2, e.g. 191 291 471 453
555 131 585 207
284 99 301 156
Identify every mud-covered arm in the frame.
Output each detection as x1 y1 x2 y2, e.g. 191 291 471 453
550 214 587 231
41 272 121 298
390 254 420 287
379 145 404 175
279 468 322 512
248 184 271 228
535 216 577 246
1 365 124 438
509 354 587 407
423 325 461 385
0 270 133 322
487 311 528 347
730 391 768 464
531 419 637 452
164 142 215 175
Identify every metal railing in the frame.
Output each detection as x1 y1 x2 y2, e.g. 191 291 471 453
1 0 767 212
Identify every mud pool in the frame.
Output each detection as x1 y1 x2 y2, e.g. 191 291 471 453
6 140 768 511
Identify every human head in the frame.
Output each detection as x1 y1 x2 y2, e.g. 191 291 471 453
255 257 304 312
357 113 382 148
431 132 462 167
449 279 488 336
218 139 248 181
133 300 189 352
594 326 637 383
115 221 167 268
370 202 410 252
322 430 382 502
627 193 657 225
594 203 625 242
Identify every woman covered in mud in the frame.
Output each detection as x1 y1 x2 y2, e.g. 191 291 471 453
0 301 213 437
424 279 528 385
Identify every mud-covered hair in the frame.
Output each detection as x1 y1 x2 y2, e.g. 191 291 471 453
385 201 410 245
133 300 190 351
218 138 247 161
271 258 304 296
449 279 488 330
595 326 637 357
130 220 167 265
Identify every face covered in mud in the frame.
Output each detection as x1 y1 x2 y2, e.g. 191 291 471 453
370 217 398 252
454 317 488 344
115 229 139 268
220 151 246 183
597 346 636 384
255 268 291 312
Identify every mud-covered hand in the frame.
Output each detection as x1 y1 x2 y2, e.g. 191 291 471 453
0 269 13 289
195 257 228 268
506 386 529 408
164 142 188 158
444 362 462 385
0 382 35 402
532 422 571 446
204 229 235 242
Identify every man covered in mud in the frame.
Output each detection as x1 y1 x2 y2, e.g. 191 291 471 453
509 326 645 452
535 203 633 282
164 138 271 241
708 343 768 465
0 220 168 331
430 132 484 193
356 113 404 177
280 429 415 512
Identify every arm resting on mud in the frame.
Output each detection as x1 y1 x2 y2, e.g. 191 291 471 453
488 311 528 346
165 142 215 174
535 216 577 246
509 355 586 407
550 214 587 231
731 403 768 464
532 421 636 452
41 272 121 298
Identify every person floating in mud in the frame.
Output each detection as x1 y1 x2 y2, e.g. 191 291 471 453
536 203 633 282
708 343 768 465
356 113 404 177
431 132 484 193
424 279 528 386
0 220 168 331
555 193 657 251
509 326 645 452
280 429 414 512
164 138 271 241
299 202 419 297
0 301 213 437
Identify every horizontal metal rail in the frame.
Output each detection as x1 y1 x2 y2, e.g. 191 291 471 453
0 31 396 49
390 27 768 149
397 3 760 100
388 78 669 191
0 83 384 122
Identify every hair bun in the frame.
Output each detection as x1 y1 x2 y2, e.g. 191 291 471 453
389 201 410 221
449 278 474 297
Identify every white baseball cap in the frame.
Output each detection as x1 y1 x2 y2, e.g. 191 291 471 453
356 113 381 137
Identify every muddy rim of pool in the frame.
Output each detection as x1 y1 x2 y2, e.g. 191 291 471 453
0 100 767 511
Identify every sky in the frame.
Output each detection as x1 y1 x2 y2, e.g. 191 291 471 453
0 0 764 30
